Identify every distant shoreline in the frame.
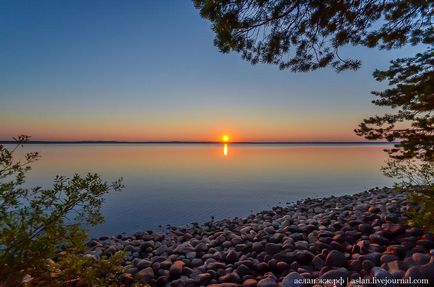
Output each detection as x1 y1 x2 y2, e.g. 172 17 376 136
0 140 398 145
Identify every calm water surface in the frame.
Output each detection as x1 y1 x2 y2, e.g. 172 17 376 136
15 143 393 236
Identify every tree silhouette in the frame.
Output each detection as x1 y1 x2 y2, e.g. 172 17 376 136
193 0 432 72
356 48 433 161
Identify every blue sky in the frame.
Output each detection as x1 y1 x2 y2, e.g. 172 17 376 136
0 0 423 141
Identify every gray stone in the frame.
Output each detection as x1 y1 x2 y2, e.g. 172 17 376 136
195 273 212 285
136 259 152 269
371 267 395 287
225 250 239 263
173 243 195 254
282 272 305 287
207 261 226 270
319 269 349 287
312 255 325 270
325 250 346 267
257 277 277 287
135 267 154 282
265 243 282 254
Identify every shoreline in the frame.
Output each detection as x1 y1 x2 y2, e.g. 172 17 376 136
86 188 433 286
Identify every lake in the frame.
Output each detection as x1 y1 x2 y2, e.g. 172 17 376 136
12 143 393 236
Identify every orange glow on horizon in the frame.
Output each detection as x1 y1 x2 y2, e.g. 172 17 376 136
0 108 371 142
0 116 368 142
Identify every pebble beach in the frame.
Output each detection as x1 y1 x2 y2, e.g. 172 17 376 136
86 187 433 286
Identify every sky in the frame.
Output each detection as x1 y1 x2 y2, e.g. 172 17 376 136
0 0 423 142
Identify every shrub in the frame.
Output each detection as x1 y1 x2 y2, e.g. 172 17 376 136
0 136 124 286
382 159 434 232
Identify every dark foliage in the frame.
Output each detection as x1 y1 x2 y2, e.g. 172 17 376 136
355 48 433 161
382 159 434 232
0 136 124 286
193 0 433 72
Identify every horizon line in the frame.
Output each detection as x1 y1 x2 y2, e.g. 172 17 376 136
0 140 397 145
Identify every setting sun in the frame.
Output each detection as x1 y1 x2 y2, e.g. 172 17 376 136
222 135 230 142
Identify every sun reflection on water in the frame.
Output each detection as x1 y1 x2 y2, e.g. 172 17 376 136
223 144 228 156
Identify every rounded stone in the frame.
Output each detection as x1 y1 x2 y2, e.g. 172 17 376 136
312 254 325 270
226 250 239 263
136 259 152 269
325 250 346 267
282 272 305 287
243 278 257 287
319 269 349 287
257 277 277 287
265 243 282 254
370 267 394 287
135 267 155 282
362 259 375 273
169 260 185 279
